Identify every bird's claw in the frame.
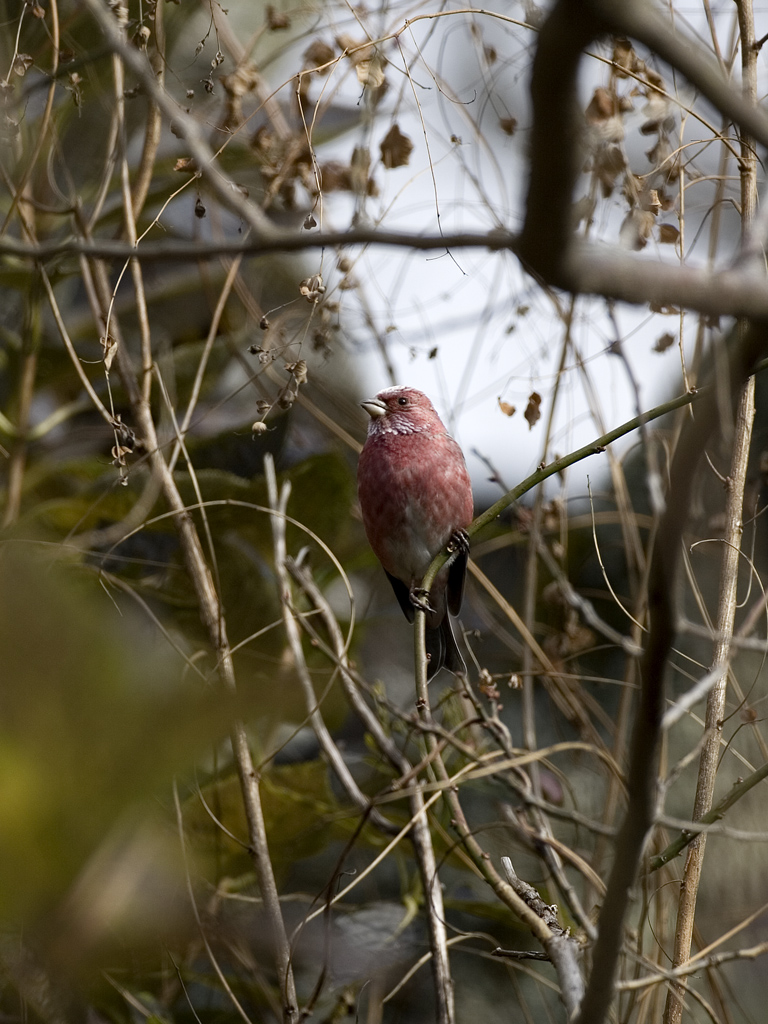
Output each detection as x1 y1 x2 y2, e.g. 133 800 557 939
409 586 436 615
446 528 470 557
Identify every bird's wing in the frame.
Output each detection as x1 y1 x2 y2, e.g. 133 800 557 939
447 545 468 616
385 570 415 623
439 615 466 676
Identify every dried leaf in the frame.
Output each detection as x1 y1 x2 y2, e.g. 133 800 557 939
524 392 542 430
658 223 680 245
319 161 351 192
278 383 298 409
101 335 118 373
641 92 673 134
593 145 625 198
194 197 206 219
110 415 135 447
612 38 635 77
484 45 497 64
335 33 372 64
499 117 517 136
174 157 196 173
355 56 385 89
478 669 500 700
286 360 308 384
619 209 655 250
12 54 34 77
380 124 413 169
334 33 385 91
498 398 516 417
585 87 616 123
111 445 132 466
266 5 290 30
313 326 331 352
221 63 260 100
654 332 676 352
303 213 317 229
564 620 596 655
304 39 335 72
299 274 325 303
586 89 625 143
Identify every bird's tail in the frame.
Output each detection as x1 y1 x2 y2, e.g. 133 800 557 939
426 615 466 679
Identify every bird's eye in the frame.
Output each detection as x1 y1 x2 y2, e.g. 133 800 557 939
397 396 408 406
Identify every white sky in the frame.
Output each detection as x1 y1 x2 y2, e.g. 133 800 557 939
179 0 768 503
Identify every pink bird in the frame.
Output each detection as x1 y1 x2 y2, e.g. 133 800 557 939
357 386 474 678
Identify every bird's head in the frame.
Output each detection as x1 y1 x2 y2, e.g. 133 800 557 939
361 386 447 437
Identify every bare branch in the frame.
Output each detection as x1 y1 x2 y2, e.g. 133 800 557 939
501 857 585 1019
264 456 394 832
650 760 768 872
664 2 759 1017
573 317 768 1024
618 940 768 991
79 0 277 239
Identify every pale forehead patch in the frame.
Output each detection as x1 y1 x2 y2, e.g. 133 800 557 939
377 385 412 399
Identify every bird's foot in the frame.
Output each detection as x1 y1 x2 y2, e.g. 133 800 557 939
446 528 470 557
409 586 436 615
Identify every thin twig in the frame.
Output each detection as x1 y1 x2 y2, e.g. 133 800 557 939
663 2 759 1018
650 760 768 872
264 456 391 829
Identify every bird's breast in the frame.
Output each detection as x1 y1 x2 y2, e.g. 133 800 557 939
357 431 472 581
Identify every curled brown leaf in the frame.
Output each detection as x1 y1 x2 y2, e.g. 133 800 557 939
380 124 414 169
524 392 542 430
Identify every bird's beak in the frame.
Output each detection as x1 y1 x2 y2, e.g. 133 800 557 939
361 398 387 419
